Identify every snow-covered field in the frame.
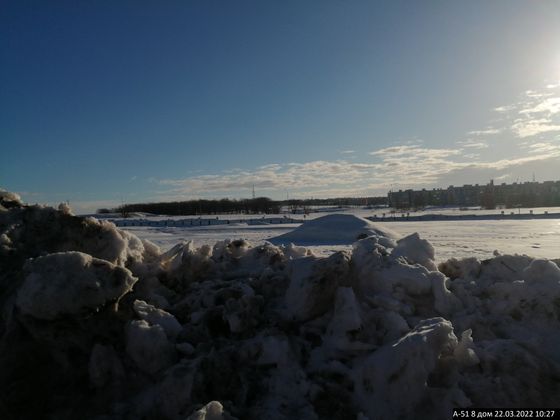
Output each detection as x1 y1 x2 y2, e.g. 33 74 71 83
122 216 560 262
2 190 560 420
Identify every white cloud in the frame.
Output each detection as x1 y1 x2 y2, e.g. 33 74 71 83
525 89 553 99
522 141 560 154
494 104 516 113
369 145 460 159
258 163 282 170
457 140 489 149
156 140 560 200
512 118 560 138
519 97 560 115
340 150 355 154
159 160 377 196
494 83 560 138
468 128 501 136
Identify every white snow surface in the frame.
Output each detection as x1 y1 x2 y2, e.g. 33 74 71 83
1 192 560 420
120 216 560 262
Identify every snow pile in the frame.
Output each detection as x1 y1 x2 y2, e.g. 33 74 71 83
0 192 559 420
268 213 399 246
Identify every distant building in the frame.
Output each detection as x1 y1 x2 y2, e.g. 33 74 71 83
387 180 560 209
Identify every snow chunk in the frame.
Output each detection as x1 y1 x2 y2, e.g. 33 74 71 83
522 258 560 285
438 257 481 280
323 287 376 354
0 188 23 209
187 401 225 420
282 242 314 259
364 263 432 296
126 319 176 375
484 259 560 319
162 241 214 290
392 232 437 271
461 339 560 407
133 299 182 339
269 214 399 246
16 251 137 320
284 252 351 321
453 329 479 367
89 343 125 388
58 202 73 215
328 287 362 336
257 335 292 367
431 271 462 316
353 318 461 420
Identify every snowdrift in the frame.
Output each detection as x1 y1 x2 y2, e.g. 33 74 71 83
1 190 560 420
268 213 400 246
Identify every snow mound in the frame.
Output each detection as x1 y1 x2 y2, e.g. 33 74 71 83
269 213 399 246
0 190 559 420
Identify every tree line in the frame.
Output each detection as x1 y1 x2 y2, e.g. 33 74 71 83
97 196 388 216
98 197 280 216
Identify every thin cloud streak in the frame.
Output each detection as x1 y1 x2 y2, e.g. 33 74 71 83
468 128 501 136
457 140 489 149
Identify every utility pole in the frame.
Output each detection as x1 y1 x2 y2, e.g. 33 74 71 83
252 184 255 199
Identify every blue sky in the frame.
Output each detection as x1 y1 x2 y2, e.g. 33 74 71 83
2 1 560 213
